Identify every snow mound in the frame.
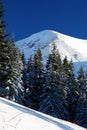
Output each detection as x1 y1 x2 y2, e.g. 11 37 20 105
0 97 86 130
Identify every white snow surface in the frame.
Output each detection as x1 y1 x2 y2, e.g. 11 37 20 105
0 97 86 130
15 30 87 74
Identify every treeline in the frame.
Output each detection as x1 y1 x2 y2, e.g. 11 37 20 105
0 0 87 128
22 43 87 128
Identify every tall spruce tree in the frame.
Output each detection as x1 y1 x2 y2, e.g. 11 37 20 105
6 33 23 103
39 43 65 119
31 48 44 110
22 52 27 89
13 47 24 104
0 0 12 97
7 35 16 100
62 56 69 77
66 60 79 122
24 56 34 107
77 65 85 90
75 66 87 128
25 48 44 110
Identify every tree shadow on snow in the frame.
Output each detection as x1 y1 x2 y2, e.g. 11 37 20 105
0 98 75 130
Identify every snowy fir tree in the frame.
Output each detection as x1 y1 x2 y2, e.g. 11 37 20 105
12 47 23 104
66 60 79 122
23 56 34 106
5 34 24 103
0 0 23 102
62 56 69 78
75 66 87 128
0 0 12 97
77 65 85 90
22 52 31 105
39 43 65 119
24 48 45 110
22 52 27 91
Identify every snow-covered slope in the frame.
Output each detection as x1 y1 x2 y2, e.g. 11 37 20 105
16 30 87 74
0 97 86 130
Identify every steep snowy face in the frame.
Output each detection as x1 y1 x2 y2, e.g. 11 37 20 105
57 33 87 57
15 30 87 74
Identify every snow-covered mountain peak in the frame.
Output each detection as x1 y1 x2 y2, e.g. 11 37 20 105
16 30 87 74
28 30 58 42
16 30 87 57
16 30 58 48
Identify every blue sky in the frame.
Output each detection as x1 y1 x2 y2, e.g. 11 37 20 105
3 0 87 40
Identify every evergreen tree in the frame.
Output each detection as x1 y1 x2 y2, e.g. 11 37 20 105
6 33 24 103
23 56 34 107
9 40 24 103
6 35 16 100
31 48 44 110
26 56 34 88
62 56 69 77
13 47 24 104
0 0 12 97
22 52 27 89
66 60 79 122
75 66 87 128
0 1 24 102
25 48 44 110
39 43 65 119
77 65 85 90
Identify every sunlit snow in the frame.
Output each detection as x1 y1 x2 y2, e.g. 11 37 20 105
0 97 86 130
15 30 87 74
